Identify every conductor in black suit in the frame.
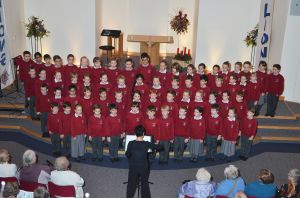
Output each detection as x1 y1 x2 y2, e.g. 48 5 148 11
125 125 163 198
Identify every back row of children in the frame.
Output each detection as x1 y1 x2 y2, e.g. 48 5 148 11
16 51 284 163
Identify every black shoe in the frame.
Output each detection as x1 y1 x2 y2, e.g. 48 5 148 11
110 158 114 163
238 155 244 159
192 158 198 163
98 157 103 162
254 112 259 116
265 113 270 117
114 157 120 162
76 158 81 162
91 157 97 161
242 157 248 161
189 158 195 163
226 158 232 162
270 114 275 117
79 156 85 161
42 133 50 138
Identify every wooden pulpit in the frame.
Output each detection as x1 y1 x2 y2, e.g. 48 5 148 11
127 35 174 65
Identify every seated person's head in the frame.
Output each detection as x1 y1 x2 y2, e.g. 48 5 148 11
224 165 240 180
34 187 50 198
234 191 247 198
23 149 37 166
288 168 300 184
0 148 10 164
54 156 70 171
195 168 211 183
2 181 19 198
134 125 146 137
259 169 274 184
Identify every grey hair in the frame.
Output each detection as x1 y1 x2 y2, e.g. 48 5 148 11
224 165 239 180
54 156 69 171
288 169 300 183
23 149 37 166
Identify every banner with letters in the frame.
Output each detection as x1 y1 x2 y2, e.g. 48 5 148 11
0 0 14 89
255 0 274 69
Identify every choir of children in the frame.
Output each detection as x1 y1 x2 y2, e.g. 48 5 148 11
17 50 285 163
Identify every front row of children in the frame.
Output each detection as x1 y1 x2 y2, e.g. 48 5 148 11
47 99 257 164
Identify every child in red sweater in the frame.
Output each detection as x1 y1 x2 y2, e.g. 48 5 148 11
114 91 127 118
60 102 72 157
155 60 170 87
255 60 268 116
77 74 93 98
247 72 261 110
35 69 49 97
151 76 164 100
189 106 206 163
121 58 137 89
179 90 191 110
50 87 64 112
70 104 87 162
144 89 161 115
48 102 62 157
133 74 149 101
220 107 239 162
91 56 105 84
227 74 240 100
174 106 190 162
80 86 94 119
168 76 183 102
42 54 54 79
94 73 113 99
125 102 143 135
221 61 231 85
161 90 179 119
49 71 64 95
113 75 131 100
88 104 106 162
266 64 284 117
158 105 174 164
63 54 78 83
233 91 247 120
137 52 155 86
93 88 110 117
219 91 232 119
199 75 211 101
106 57 121 86
64 84 80 112
240 61 252 80
143 105 159 142
105 103 125 162
25 66 37 119
231 61 242 82
239 108 257 161
189 90 208 117
36 83 51 137
205 104 222 162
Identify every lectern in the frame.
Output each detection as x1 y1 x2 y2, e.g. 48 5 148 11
127 35 174 65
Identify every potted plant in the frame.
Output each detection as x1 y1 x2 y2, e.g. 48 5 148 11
25 16 50 54
244 24 258 67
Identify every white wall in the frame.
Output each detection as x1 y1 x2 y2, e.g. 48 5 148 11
24 0 96 64
280 0 300 102
4 0 25 58
97 0 197 56
194 0 260 69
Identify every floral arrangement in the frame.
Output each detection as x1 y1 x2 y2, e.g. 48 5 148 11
174 47 192 62
25 16 50 38
170 10 190 35
244 24 258 47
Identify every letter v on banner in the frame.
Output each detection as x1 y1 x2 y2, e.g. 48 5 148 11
0 0 14 89
254 0 274 70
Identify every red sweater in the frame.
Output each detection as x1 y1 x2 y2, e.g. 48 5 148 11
48 113 61 133
246 81 261 101
199 86 211 101
174 117 190 138
144 99 161 115
233 100 247 120
70 114 87 137
165 87 184 103
112 86 131 100
105 115 124 136
106 68 121 86
227 84 240 100
33 62 44 74
256 70 268 93
240 71 251 80
59 113 72 135
179 73 200 89
17 58 35 81
240 117 257 137
221 118 239 141
188 101 209 117
43 64 54 79
125 111 143 134
161 101 178 119
189 117 206 139
88 115 105 137
25 76 37 97
49 80 64 95
206 115 223 136
78 67 93 82
35 78 49 96
64 96 80 111
91 67 106 84
120 69 137 89
155 71 170 87
115 100 128 118
77 83 93 98
93 98 110 117
93 83 113 99
267 74 284 96
219 101 233 118
63 65 79 83
143 117 159 141
137 64 155 86
134 84 149 100
50 96 64 112
158 117 174 141
36 94 50 112
80 97 94 118
221 72 230 85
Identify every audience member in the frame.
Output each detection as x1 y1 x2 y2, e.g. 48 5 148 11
278 168 300 198
178 168 215 198
50 156 84 197
19 150 51 185
0 149 18 178
215 165 245 198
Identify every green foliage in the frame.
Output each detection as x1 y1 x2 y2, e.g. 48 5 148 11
25 16 50 38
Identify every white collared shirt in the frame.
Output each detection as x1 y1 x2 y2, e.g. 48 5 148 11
75 113 82 118
194 116 203 120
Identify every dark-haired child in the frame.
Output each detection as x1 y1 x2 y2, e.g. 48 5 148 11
60 102 72 157
25 66 37 119
48 102 62 156
125 102 143 135
36 84 51 137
